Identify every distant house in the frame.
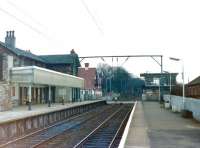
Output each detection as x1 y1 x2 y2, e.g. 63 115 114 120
187 76 200 99
78 63 102 100
0 31 83 111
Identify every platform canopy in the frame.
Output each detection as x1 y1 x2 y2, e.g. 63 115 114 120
10 66 84 88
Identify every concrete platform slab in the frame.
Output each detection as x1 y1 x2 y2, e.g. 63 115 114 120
124 101 200 148
0 100 103 124
124 102 150 148
143 102 200 148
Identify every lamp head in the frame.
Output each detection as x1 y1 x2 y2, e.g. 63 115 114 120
169 57 180 61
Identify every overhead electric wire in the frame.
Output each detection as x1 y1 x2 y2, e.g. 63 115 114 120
0 4 68 50
101 57 105 62
121 57 129 66
6 0 47 30
0 6 50 40
80 0 104 35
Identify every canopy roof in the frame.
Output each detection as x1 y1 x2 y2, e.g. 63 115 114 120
10 66 84 88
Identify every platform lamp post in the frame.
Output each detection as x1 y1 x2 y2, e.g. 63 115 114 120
108 69 112 99
158 78 161 102
169 57 185 107
163 70 172 106
158 76 164 103
163 71 172 96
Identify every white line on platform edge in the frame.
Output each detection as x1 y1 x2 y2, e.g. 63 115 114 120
118 101 137 148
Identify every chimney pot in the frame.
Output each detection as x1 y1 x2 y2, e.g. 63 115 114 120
85 63 89 68
12 31 15 37
5 30 16 49
6 31 9 37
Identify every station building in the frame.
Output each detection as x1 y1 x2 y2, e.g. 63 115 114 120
140 73 178 101
0 31 84 111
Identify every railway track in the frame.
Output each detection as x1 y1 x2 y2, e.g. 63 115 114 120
1 104 134 148
0 104 117 148
74 105 132 148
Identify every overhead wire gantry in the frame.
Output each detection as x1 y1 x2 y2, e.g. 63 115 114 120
79 55 163 73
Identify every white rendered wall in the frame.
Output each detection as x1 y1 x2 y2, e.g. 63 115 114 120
164 95 200 122
11 66 84 88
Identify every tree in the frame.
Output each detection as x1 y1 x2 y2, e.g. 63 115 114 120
97 63 144 99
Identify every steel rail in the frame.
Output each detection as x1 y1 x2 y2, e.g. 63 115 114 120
32 105 124 148
30 105 118 148
0 105 109 148
31 106 119 148
73 105 130 148
31 114 96 148
108 106 132 148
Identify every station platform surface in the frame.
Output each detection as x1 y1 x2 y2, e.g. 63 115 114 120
0 100 103 124
125 101 200 148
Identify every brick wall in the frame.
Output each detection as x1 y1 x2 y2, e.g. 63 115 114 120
187 85 200 99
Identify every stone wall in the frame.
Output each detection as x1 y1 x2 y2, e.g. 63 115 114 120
0 83 12 111
2 53 8 81
0 54 13 111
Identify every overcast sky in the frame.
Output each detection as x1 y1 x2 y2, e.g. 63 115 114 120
1 0 200 82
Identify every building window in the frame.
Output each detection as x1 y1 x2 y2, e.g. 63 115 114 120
13 58 18 67
12 87 15 96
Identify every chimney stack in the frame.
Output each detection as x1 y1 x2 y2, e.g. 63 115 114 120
5 30 16 49
85 63 89 70
85 63 89 67
70 49 75 54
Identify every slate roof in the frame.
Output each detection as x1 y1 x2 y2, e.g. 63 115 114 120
0 41 45 62
188 76 200 86
39 54 81 67
39 55 74 64
0 41 80 66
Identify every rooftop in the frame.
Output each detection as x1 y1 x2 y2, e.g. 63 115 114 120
0 41 80 66
11 66 84 88
188 76 200 86
0 41 45 62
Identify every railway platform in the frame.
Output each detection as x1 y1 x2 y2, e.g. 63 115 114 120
0 103 131 147
0 99 106 144
1 100 200 148
0 100 103 124
123 101 200 148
